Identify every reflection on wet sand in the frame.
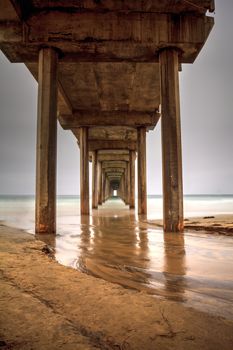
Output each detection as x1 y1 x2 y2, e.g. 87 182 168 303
37 199 233 320
78 214 152 291
163 233 186 302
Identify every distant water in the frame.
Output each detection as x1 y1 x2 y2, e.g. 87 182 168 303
0 194 233 230
0 195 233 320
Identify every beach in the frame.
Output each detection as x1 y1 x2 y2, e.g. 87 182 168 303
0 196 233 349
1 223 233 350
148 214 233 235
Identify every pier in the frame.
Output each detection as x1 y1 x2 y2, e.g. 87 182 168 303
0 0 215 233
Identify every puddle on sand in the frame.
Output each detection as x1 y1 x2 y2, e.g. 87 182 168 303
36 200 233 320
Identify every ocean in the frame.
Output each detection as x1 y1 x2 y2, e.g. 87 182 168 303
1 194 233 231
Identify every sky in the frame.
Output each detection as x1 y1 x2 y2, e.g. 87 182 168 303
0 0 232 195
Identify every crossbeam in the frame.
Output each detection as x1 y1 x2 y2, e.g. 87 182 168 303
88 140 136 151
97 154 129 162
0 12 214 63
59 111 159 128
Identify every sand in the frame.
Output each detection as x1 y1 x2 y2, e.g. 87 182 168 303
147 214 233 235
0 223 233 350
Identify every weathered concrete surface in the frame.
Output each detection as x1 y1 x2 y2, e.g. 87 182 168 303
137 127 147 215
35 48 58 234
159 49 183 232
0 0 215 221
1 224 232 350
80 127 89 215
91 151 98 209
0 0 214 153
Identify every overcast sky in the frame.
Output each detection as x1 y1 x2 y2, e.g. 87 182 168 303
0 0 232 195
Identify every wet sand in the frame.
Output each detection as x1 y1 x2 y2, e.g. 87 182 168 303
30 201 233 320
149 214 233 235
1 223 233 349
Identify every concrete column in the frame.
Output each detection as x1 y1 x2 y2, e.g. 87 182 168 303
120 173 125 202
92 151 98 209
127 162 131 204
104 178 108 201
125 166 130 205
137 127 147 215
124 169 127 203
98 161 102 205
129 151 135 209
106 178 109 200
80 127 89 215
108 179 111 199
159 48 183 232
102 172 106 203
121 175 124 201
36 48 58 234
118 180 122 199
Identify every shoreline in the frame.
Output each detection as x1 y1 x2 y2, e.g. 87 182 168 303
147 214 233 235
0 223 233 349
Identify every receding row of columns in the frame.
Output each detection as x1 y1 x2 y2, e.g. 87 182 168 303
90 149 137 211
35 46 183 233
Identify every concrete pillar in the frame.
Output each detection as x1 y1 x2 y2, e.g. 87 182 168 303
118 180 121 199
124 168 127 204
104 177 108 201
80 127 89 215
35 48 58 234
102 172 106 203
92 151 98 209
137 127 147 215
129 151 135 209
127 162 131 204
108 179 111 199
105 177 109 201
159 48 183 232
124 167 129 205
121 175 125 201
98 161 102 205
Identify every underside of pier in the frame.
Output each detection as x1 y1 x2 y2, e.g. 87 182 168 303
0 0 215 232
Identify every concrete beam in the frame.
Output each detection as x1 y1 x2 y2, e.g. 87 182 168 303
88 140 136 151
58 81 73 115
105 173 124 178
107 176 122 180
104 169 124 175
10 1 214 17
102 161 127 169
59 111 159 129
0 13 214 63
97 154 129 162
